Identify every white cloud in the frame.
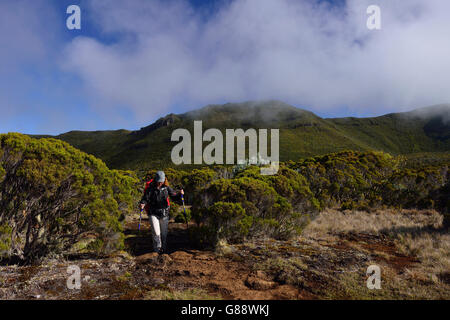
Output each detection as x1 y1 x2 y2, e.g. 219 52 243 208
27 0 450 126
0 0 68 133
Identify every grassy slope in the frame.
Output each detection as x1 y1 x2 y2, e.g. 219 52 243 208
38 101 450 171
330 114 448 154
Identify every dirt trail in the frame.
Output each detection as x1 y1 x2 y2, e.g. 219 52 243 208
1 212 443 300
126 218 303 299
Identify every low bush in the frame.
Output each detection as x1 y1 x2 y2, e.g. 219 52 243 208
0 133 139 262
192 170 317 244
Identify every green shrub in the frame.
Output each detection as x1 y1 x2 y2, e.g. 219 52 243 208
0 165 5 182
141 150 449 248
192 174 315 244
174 207 192 223
0 133 139 262
202 202 249 242
290 150 449 212
0 223 12 258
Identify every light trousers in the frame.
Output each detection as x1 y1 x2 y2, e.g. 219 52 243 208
149 214 169 252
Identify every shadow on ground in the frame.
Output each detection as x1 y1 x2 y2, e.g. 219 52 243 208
124 218 202 256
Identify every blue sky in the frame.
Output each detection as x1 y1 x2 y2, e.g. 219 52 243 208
1 0 450 135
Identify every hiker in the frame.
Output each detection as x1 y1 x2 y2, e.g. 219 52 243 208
139 171 184 254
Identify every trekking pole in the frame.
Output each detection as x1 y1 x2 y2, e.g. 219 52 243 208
181 193 189 229
138 208 143 233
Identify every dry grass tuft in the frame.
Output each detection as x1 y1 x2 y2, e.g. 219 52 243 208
303 209 443 237
301 208 449 299
143 288 220 300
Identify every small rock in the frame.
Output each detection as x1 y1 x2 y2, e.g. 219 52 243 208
113 251 134 261
175 269 191 276
110 264 119 272
245 276 277 290
159 254 173 264
170 251 193 261
153 278 165 285
135 252 159 263
194 254 213 261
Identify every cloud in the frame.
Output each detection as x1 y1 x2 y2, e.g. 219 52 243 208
3 0 450 134
62 0 450 122
0 1 51 67
0 0 73 133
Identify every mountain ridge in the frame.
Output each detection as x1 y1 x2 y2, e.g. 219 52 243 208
29 100 450 171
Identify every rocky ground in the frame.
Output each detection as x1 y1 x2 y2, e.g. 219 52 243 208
0 209 448 300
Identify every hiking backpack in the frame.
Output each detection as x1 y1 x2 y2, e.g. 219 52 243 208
144 179 171 209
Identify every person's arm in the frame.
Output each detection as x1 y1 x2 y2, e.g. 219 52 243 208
139 190 148 209
167 186 184 201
